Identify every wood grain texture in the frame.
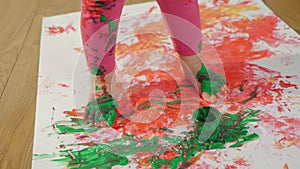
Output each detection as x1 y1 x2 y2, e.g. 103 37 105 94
264 0 300 33
0 0 40 98
0 0 299 169
0 0 80 168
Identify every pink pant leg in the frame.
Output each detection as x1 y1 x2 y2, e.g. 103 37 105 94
156 0 202 56
81 0 125 75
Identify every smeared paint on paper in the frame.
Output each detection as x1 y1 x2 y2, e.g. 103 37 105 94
33 0 300 169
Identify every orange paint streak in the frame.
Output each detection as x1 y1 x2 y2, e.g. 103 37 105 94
73 47 84 53
199 2 260 30
234 157 250 166
47 23 76 35
283 163 289 169
148 6 157 13
160 151 177 160
275 135 300 149
63 109 84 117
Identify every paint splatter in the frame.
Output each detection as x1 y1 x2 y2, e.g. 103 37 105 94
284 163 290 169
73 47 84 53
58 83 70 88
47 23 76 35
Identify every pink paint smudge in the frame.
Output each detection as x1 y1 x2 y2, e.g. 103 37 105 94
58 83 70 88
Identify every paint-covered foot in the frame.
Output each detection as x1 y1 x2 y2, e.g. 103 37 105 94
196 63 226 102
85 71 117 127
85 92 117 127
181 55 226 102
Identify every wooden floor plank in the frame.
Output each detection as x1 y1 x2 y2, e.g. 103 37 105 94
0 0 79 168
0 0 41 98
264 0 300 33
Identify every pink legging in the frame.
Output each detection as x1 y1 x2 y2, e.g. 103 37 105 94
81 0 202 76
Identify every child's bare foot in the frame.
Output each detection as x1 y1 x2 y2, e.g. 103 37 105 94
84 71 117 127
180 55 225 103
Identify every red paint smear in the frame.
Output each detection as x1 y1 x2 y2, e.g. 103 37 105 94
113 66 202 136
190 161 211 169
207 12 298 111
279 80 298 89
58 83 70 88
215 36 272 62
285 75 297 79
260 113 287 128
76 135 89 141
278 106 284 112
115 1 299 137
148 6 156 13
230 16 281 46
225 165 237 169
213 0 229 5
260 112 300 148
260 113 300 128
222 62 289 111
160 151 177 160
47 23 76 35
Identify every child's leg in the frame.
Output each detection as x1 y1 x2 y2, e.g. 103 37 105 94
81 0 125 126
81 0 125 76
156 0 223 102
156 0 202 57
156 0 202 77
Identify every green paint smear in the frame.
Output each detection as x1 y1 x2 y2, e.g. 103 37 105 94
196 63 225 95
85 93 117 126
153 107 260 169
54 151 128 169
53 136 160 169
108 20 119 34
95 0 106 7
33 153 57 160
242 86 258 104
158 127 174 133
51 107 260 169
48 99 260 169
135 98 182 111
55 124 98 134
229 133 259 148
54 93 119 135
99 15 107 22
198 40 203 53
91 66 106 76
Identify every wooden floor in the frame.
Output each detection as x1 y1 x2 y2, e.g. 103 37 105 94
0 0 299 168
